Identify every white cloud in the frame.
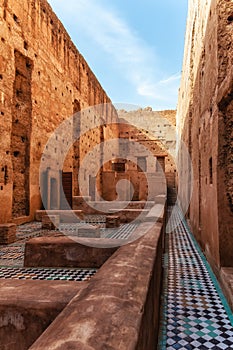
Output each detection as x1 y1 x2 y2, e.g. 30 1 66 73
138 72 180 108
159 72 181 85
48 0 180 109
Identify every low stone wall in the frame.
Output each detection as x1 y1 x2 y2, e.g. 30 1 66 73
24 237 118 268
0 280 85 350
145 204 165 223
35 210 84 222
29 221 164 349
72 199 155 214
108 208 149 222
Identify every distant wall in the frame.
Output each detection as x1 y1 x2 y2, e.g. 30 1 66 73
177 0 233 270
118 108 176 173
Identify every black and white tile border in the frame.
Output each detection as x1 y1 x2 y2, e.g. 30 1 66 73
158 206 233 350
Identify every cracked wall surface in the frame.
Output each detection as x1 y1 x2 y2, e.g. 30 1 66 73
177 0 233 270
118 108 177 174
0 0 117 223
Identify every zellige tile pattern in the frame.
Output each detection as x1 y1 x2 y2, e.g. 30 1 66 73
158 206 233 350
0 267 97 281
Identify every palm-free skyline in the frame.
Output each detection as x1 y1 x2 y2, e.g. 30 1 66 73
48 0 188 110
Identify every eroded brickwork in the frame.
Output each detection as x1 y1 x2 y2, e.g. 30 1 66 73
118 108 177 174
100 120 167 202
11 50 32 217
177 0 233 270
0 0 117 223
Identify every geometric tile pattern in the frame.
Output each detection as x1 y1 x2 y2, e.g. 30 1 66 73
0 245 25 267
85 215 106 227
61 221 138 240
0 219 138 268
16 221 44 241
159 206 233 350
103 223 139 239
52 213 138 239
0 246 24 260
0 267 97 281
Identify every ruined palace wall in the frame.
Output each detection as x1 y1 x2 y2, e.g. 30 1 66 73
0 0 116 223
118 109 176 173
177 0 233 270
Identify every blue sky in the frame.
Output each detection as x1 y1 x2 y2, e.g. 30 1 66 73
48 0 188 110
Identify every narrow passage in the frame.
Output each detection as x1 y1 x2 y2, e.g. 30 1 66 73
158 206 233 350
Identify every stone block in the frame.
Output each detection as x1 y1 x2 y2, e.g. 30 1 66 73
24 237 117 268
155 194 167 205
108 209 149 223
145 204 165 223
0 224 16 244
78 225 100 238
35 210 83 223
42 215 60 230
0 279 84 350
106 216 120 228
29 221 164 350
72 196 91 210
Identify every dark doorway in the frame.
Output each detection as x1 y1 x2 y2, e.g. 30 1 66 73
73 100 81 196
11 50 33 217
61 172 73 209
89 175 96 201
50 178 58 209
137 157 147 172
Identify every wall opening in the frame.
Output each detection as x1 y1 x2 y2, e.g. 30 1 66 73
50 178 58 209
89 175 96 201
137 157 147 172
61 172 72 209
112 162 125 173
73 99 81 196
11 50 33 218
41 170 48 209
209 157 213 185
156 157 165 172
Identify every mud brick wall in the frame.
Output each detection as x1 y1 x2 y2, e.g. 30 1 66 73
100 120 167 202
11 50 33 217
118 108 176 173
0 0 117 223
176 0 233 270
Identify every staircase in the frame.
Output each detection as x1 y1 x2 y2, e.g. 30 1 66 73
166 172 177 205
167 187 177 205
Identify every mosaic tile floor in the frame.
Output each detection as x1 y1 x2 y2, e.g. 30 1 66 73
0 222 63 267
60 221 138 239
103 223 139 239
0 218 137 271
0 221 99 280
158 206 233 350
0 267 97 281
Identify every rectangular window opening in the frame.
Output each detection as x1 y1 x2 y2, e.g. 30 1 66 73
209 157 213 184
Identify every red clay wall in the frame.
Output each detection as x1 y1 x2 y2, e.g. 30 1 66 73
177 0 233 270
0 0 117 224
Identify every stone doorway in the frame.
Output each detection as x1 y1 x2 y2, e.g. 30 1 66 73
61 172 73 209
89 175 96 201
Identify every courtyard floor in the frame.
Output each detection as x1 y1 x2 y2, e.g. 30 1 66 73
0 217 137 281
158 206 233 350
1 209 233 349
